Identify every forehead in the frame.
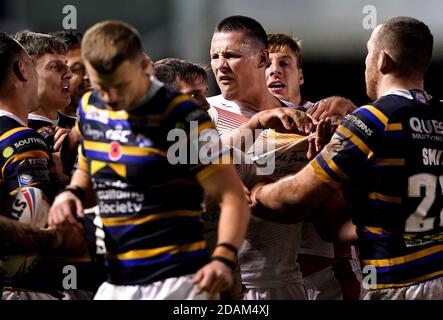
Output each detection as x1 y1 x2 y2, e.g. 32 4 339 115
66 47 81 60
85 59 137 85
210 31 255 52
36 53 67 66
175 77 207 92
269 48 298 61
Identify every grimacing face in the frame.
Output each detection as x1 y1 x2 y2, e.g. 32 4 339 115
266 48 304 105
210 31 265 101
85 57 149 110
35 53 72 112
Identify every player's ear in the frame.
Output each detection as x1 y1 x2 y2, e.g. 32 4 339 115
13 60 27 82
299 68 304 85
258 48 269 69
141 53 154 76
378 50 394 75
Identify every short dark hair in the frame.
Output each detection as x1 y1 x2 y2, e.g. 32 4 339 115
82 20 143 74
154 58 208 89
376 16 433 80
0 33 25 92
215 15 268 49
267 33 303 68
49 31 82 51
14 30 67 60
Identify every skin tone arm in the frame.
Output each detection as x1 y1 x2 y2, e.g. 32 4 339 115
192 164 251 294
48 167 94 227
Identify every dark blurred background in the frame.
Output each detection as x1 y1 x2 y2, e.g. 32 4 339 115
1 0 442 105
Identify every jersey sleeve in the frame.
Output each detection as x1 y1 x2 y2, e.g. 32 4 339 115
309 105 388 188
165 95 230 183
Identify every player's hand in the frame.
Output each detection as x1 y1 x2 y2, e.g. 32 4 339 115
307 96 357 122
249 182 267 207
192 260 233 294
53 126 70 152
251 107 313 134
48 190 84 228
52 221 88 256
307 117 340 160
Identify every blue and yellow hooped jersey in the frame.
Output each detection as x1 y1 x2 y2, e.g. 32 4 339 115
77 86 226 285
310 90 443 289
0 115 53 196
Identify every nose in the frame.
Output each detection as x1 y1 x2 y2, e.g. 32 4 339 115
101 88 119 105
269 62 281 76
64 64 73 80
216 56 228 71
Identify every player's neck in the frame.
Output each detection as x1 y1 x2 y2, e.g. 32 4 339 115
235 85 282 112
32 106 59 120
0 99 29 125
377 75 424 99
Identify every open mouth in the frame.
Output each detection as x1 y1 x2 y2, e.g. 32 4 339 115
62 84 70 94
268 81 286 90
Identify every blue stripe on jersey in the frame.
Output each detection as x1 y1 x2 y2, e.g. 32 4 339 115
334 130 369 160
360 232 395 239
106 249 207 268
83 149 165 164
367 199 400 208
384 131 404 138
0 129 34 148
375 250 443 273
103 217 202 234
357 108 385 133
316 153 345 184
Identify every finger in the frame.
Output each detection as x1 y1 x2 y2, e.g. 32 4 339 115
278 113 292 131
309 102 325 120
306 136 316 160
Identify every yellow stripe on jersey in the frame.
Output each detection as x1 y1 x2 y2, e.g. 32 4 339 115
113 240 206 260
90 160 107 175
165 95 191 117
322 155 348 181
362 226 391 235
386 123 403 131
83 140 167 157
336 126 374 159
2 150 49 177
308 161 342 189
363 105 388 127
101 209 201 227
362 244 443 267
0 127 31 141
196 163 224 183
77 146 88 172
80 91 93 113
368 192 401 204
373 270 443 289
374 158 406 166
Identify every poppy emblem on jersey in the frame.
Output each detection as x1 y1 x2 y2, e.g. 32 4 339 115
2 146 14 158
109 141 122 161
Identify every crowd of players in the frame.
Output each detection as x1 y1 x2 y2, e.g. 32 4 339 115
0 13 442 300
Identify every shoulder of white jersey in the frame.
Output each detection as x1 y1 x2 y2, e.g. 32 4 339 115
207 94 239 110
207 106 218 125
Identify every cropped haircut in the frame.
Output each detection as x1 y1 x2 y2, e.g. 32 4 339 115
376 16 433 80
49 31 82 51
82 20 143 74
215 15 268 49
154 58 208 89
14 30 67 60
0 33 25 91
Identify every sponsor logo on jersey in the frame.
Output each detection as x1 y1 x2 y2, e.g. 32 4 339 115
85 109 108 124
2 146 14 158
83 123 104 140
13 137 46 149
105 127 131 143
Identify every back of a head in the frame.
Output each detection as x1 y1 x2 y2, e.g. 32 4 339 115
82 20 143 74
49 31 82 51
14 30 67 60
377 16 433 80
154 58 207 89
215 15 268 49
0 33 25 93
268 33 303 68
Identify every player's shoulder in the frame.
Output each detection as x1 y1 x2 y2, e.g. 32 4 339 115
57 112 76 129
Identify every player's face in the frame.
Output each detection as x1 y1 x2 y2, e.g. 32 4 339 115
66 46 91 110
175 77 210 111
85 57 149 110
210 31 264 101
365 26 381 100
35 53 72 112
266 49 304 104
